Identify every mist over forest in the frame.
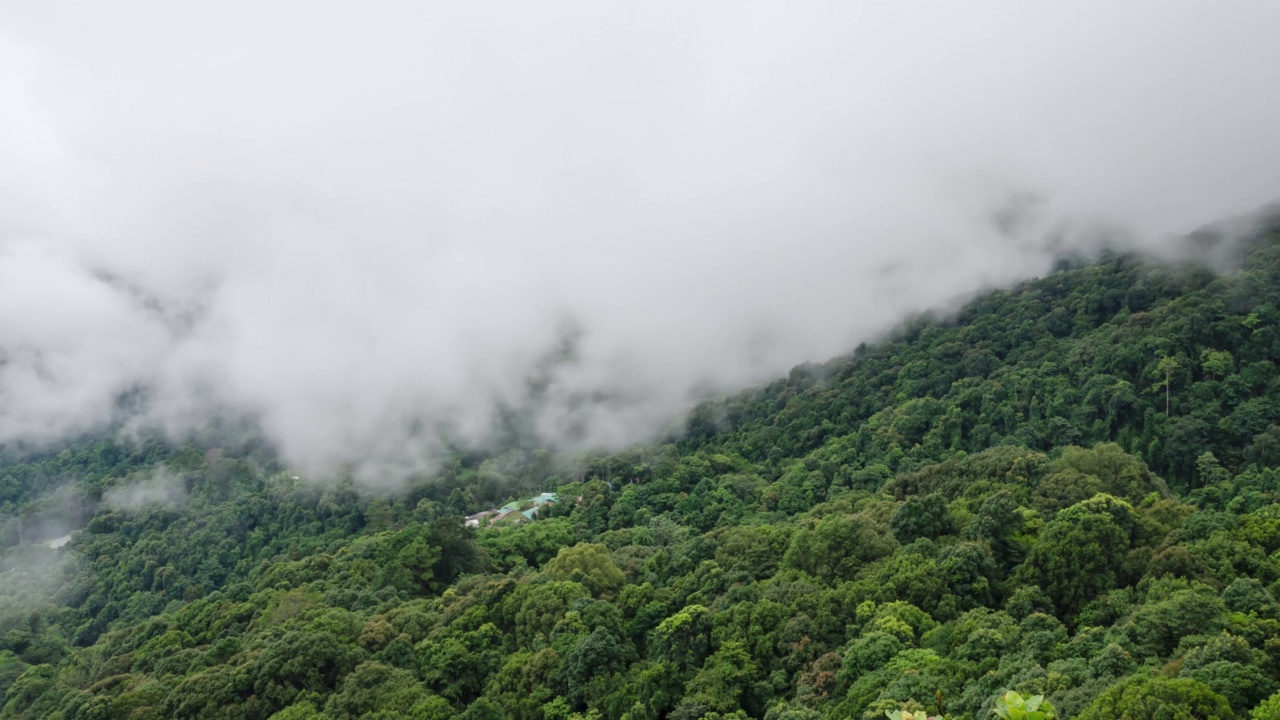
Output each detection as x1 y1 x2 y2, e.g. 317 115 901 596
2 3 1280 719
3 2 1280 481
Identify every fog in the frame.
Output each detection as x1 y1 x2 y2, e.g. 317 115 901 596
102 468 188 511
1 2 1278 481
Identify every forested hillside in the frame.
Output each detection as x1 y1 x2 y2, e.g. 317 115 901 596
3 225 1280 719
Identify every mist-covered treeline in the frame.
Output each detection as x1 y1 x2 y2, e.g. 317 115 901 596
1 229 1280 718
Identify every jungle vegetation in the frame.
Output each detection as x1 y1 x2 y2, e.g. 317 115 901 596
3 225 1280 718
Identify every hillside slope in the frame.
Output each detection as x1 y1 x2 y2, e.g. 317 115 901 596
1 225 1280 718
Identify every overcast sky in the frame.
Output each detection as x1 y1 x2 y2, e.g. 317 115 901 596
1 2 1278 480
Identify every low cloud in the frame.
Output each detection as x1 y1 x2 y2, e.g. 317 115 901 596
0 2 1278 482
101 470 188 511
0 545 70 607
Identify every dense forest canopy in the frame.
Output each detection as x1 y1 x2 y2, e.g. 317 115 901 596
2 225 1280 718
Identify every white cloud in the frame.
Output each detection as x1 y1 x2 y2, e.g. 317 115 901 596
0 2 1277 480
102 470 187 511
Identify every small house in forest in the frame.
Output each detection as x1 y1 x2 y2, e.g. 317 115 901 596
466 493 560 527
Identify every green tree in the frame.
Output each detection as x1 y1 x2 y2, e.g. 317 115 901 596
1016 495 1135 619
1201 349 1234 381
1077 677 1233 720
890 493 954 543
650 605 711 672
1253 690 1280 719
784 515 893 581
543 544 625 598
964 490 1026 569
1157 355 1179 415
673 641 758 718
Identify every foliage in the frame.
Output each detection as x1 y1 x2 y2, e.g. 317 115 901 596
993 691 1055 720
1076 676 1234 720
